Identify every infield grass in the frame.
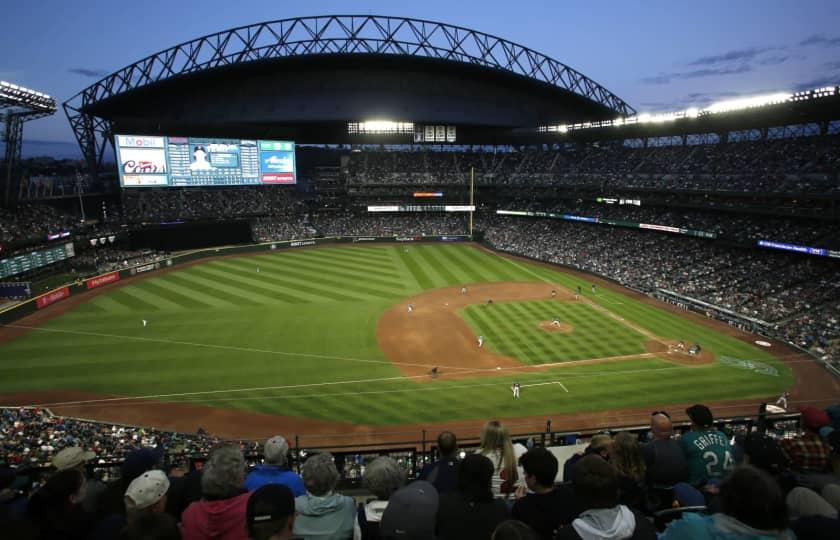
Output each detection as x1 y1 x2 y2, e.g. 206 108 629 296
0 244 792 425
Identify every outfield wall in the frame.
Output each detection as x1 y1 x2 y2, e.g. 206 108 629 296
0 235 469 326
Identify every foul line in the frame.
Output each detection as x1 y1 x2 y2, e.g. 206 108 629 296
521 381 569 393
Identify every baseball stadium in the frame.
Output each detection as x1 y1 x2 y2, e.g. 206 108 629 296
1 11 840 539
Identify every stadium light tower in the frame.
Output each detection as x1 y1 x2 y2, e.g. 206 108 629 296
0 81 57 207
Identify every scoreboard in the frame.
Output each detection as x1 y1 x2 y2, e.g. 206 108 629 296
115 134 296 188
0 243 75 279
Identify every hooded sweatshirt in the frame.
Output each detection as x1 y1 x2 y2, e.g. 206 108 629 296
244 464 306 496
571 505 637 540
294 491 356 540
181 492 250 540
659 512 796 540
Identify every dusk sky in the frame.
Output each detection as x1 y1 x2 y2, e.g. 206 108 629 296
3 0 840 153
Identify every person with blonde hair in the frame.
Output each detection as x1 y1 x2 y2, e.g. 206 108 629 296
478 420 526 498
609 432 646 510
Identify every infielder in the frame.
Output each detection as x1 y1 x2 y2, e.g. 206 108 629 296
478 335 484 347
407 304 414 313
775 391 790 410
460 286 467 295
551 289 557 298
511 382 521 399
591 284 597 293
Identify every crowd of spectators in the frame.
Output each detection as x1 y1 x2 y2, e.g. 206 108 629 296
70 249 170 274
311 212 469 237
0 203 80 244
479 215 839 362
344 135 840 193
2 409 839 540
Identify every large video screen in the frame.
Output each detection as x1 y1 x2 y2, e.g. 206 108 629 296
115 135 296 187
0 242 75 280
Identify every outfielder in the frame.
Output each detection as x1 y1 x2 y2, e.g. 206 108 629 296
142 319 148 327
478 335 484 348
511 382 521 399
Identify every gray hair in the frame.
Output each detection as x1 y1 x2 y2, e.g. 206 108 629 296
363 457 406 500
201 444 245 499
302 453 340 496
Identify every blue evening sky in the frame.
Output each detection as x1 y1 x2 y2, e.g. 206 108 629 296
2 0 839 148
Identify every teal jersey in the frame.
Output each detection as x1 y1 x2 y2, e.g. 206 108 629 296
679 429 734 485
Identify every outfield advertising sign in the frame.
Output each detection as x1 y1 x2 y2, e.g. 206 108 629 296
86 272 120 290
36 286 70 309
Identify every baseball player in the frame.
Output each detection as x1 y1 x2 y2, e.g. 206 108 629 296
257 266 260 273
407 304 414 313
142 319 147 327
460 286 467 295
775 391 790 410
551 289 557 298
511 382 520 399
430 367 439 379
478 335 484 348
552 316 562 327
591 284 597 293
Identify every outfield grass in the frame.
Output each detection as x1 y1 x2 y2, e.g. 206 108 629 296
0 244 793 425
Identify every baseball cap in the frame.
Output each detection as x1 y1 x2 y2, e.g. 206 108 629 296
686 404 714 427
799 406 831 431
122 447 164 481
125 470 170 511
380 481 439 540
52 446 95 470
247 484 295 526
264 436 289 463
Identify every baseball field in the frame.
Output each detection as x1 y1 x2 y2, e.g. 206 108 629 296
0 243 814 442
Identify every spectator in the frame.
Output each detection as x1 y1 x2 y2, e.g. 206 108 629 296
436 454 508 540
181 444 250 540
120 512 181 540
492 520 541 540
679 405 734 487
659 466 793 540
477 420 526 498
563 434 611 483
380 481 439 540
98 447 164 520
52 445 105 513
780 406 832 474
512 447 578 540
246 484 296 540
293 453 355 540
609 433 646 510
90 469 171 540
641 413 688 489
354 456 406 540
27 468 93 540
418 431 460 495
555 455 655 540
245 436 305 496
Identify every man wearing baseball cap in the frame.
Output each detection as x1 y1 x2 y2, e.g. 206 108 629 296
246 484 296 540
52 446 105 513
780 405 832 474
245 436 305 496
679 404 734 487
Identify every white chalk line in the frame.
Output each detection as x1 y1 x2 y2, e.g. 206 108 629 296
521 380 569 393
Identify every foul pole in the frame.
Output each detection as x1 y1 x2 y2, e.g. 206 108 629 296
469 166 475 237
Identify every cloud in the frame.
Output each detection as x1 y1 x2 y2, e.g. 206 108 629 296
822 60 840 71
793 75 840 91
799 34 840 47
68 67 108 78
757 55 790 66
688 47 771 66
640 64 752 85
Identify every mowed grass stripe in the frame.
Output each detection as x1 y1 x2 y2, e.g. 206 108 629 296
300 248 398 271
492 303 551 362
408 248 450 288
147 276 235 308
131 280 215 310
416 246 460 285
196 265 313 304
100 288 161 312
323 246 395 263
436 245 493 283
472 304 543 360
396 247 435 290
168 270 266 305
460 246 522 282
281 251 403 283
214 259 365 302
256 256 407 295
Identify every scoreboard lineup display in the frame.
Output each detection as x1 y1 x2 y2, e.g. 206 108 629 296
0 242 75 280
115 135 296 187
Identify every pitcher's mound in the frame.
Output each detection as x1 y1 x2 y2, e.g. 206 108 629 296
538 321 574 333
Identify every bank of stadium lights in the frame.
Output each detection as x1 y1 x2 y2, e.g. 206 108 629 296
539 85 839 134
348 121 414 134
0 81 55 110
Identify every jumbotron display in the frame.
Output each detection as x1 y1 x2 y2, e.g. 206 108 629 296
115 134 296 187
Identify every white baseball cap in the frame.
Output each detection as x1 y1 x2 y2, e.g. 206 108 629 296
125 470 170 510
52 447 96 470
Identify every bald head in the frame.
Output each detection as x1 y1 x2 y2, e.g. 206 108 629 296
650 414 673 440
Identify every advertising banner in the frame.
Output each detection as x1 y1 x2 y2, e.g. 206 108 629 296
86 271 120 290
36 286 70 309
